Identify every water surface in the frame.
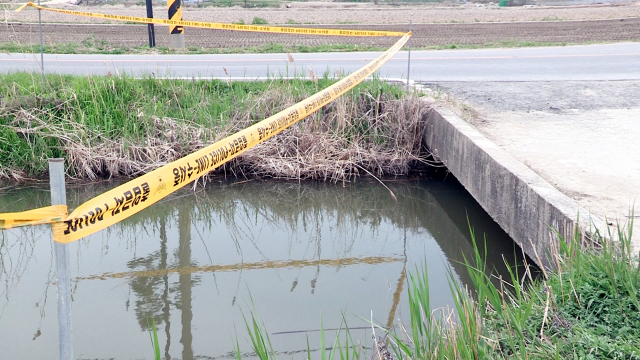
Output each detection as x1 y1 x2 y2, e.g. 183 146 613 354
0 178 522 359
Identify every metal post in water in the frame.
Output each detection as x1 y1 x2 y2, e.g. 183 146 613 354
37 0 45 85
407 20 412 93
49 159 73 360
178 207 193 359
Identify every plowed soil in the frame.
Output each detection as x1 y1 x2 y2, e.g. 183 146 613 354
3 18 640 49
2 2 640 49
5 1 640 24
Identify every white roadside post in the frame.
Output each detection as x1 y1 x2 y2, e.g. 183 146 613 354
407 20 412 93
37 0 45 84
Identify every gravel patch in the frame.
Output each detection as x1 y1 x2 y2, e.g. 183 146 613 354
422 80 640 112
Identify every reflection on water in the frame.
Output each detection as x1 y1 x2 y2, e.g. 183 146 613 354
0 178 524 359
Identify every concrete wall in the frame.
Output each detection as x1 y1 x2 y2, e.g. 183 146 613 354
423 107 607 269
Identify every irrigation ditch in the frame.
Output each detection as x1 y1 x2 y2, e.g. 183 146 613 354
1 3 639 356
1 71 639 359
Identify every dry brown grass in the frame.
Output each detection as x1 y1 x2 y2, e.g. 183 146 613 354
227 89 432 181
0 83 432 183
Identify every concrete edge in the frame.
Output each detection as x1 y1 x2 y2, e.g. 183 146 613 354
423 106 609 269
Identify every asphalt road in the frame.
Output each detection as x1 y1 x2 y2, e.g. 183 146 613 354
2 42 640 81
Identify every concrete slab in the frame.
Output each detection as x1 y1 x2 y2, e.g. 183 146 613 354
420 81 639 265
422 107 609 269
475 109 639 235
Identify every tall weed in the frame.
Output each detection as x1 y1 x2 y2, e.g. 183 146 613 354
390 219 639 359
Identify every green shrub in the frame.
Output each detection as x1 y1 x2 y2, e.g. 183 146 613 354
251 17 268 25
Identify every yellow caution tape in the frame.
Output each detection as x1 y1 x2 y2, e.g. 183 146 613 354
16 2 406 37
0 205 67 230
3 5 410 241
46 32 410 243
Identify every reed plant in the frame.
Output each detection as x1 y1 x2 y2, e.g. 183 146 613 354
146 317 161 360
390 217 639 359
238 312 365 360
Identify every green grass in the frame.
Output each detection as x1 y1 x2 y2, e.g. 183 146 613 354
0 41 390 55
146 317 161 360
251 17 269 25
391 218 640 359
423 39 574 50
243 312 276 360
4 38 631 56
237 310 364 360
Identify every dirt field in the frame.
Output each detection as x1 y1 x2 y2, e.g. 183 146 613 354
3 1 640 25
2 1 640 49
3 17 640 49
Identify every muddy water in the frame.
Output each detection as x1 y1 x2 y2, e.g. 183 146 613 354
0 178 523 360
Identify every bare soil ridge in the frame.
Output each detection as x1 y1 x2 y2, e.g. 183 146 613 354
5 2 640 25
3 2 640 49
3 17 640 49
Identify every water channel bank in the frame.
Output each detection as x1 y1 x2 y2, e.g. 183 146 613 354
1 73 637 358
0 72 599 272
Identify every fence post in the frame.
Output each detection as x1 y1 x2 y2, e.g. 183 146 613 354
49 159 73 360
146 0 156 48
37 0 45 85
407 20 412 93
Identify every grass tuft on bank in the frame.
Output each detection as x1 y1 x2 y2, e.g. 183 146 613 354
396 220 640 359
0 72 430 182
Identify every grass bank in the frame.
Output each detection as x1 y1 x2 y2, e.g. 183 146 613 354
231 222 639 360
402 223 640 359
0 72 430 182
1 39 602 55
0 40 388 55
